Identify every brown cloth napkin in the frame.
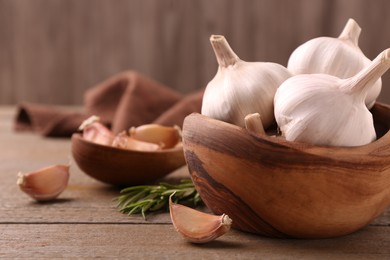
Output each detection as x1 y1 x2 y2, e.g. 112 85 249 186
14 71 204 137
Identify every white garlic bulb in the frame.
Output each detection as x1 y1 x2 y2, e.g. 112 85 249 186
287 18 381 109
275 48 390 147
202 35 292 129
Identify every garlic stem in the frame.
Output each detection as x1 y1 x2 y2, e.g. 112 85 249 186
245 113 265 134
342 48 390 99
338 18 361 45
210 35 240 67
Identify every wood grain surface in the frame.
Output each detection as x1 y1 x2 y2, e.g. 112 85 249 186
1 0 390 105
182 104 390 239
1 106 390 258
1 225 390 259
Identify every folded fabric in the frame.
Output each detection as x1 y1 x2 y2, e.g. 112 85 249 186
14 103 86 137
14 71 204 137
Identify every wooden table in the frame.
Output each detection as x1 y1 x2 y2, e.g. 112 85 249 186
1 106 389 259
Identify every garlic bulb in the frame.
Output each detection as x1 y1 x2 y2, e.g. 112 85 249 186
202 35 292 129
17 164 70 201
169 195 232 243
275 48 390 147
287 18 381 109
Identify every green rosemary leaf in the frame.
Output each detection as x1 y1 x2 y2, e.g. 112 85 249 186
127 205 142 215
194 192 202 205
149 198 167 211
141 200 156 220
116 189 149 210
123 199 154 215
160 189 181 197
179 187 196 198
114 179 202 219
120 185 152 194
156 182 177 189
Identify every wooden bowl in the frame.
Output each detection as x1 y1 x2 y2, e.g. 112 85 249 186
71 134 186 186
182 102 390 239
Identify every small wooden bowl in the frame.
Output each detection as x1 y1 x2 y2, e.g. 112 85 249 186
182 103 390 239
71 134 186 186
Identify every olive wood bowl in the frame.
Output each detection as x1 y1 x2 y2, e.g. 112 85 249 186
182 102 390 239
71 133 186 186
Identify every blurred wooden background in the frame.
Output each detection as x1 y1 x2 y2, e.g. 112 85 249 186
1 0 390 105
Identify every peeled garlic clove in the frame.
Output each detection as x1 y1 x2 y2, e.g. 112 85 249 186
113 131 162 151
202 35 292 129
129 124 181 149
79 115 114 145
275 48 390 147
287 18 381 109
17 164 70 201
169 196 232 243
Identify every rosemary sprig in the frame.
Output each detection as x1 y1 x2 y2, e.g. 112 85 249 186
114 179 202 219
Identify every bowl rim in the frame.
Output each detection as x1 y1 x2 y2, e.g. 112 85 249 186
183 102 390 161
71 133 183 155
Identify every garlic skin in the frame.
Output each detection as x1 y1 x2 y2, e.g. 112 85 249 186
287 18 381 109
129 124 181 149
79 117 179 151
112 131 162 151
17 164 70 201
275 48 390 147
79 115 114 145
169 196 232 244
202 35 292 129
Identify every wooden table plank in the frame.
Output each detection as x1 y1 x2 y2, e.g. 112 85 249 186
1 163 189 224
1 224 389 259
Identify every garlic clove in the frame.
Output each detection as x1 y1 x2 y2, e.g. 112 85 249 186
169 195 232 243
79 115 114 146
78 115 100 131
17 164 70 201
129 124 181 149
113 131 162 151
287 18 381 109
244 113 265 134
202 35 292 129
